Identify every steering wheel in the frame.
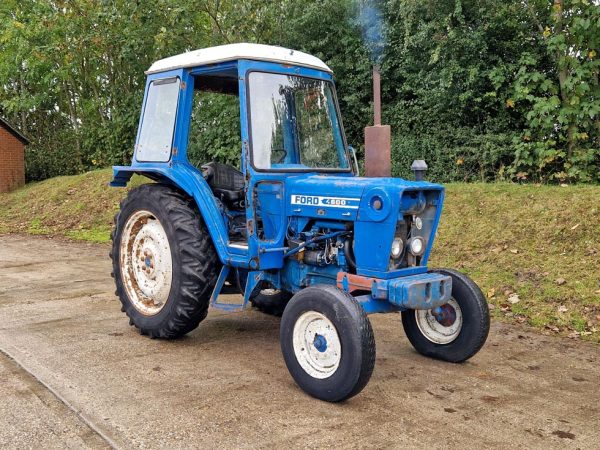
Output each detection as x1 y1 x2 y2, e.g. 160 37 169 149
272 148 288 164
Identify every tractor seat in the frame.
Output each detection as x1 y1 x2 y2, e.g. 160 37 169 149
201 161 245 205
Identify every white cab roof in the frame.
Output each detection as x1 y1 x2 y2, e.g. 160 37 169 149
146 43 332 74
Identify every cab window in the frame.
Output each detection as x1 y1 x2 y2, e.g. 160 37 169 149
136 77 180 162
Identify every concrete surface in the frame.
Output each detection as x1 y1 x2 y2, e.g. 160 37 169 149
0 234 598 449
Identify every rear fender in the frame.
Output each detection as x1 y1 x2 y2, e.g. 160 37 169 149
111 164 246 266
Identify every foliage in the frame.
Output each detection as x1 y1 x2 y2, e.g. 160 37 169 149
187 92 241 169
0 0 597 182
506 0 600 182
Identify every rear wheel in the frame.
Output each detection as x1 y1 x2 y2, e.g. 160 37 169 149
280 285 376 402
110 184 219 338
401 269 489 362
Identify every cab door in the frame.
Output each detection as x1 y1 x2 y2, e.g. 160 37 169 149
238 63 288 270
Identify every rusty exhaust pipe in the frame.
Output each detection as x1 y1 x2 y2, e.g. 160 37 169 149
364 65 391 177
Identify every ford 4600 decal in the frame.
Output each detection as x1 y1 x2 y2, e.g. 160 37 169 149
291 195 360 209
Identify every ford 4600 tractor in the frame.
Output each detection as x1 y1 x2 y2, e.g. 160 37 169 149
110 44 489 402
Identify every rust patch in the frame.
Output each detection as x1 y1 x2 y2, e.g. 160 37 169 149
336 272 377 293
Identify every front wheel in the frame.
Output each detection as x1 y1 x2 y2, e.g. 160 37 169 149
280 285 376 402
401 269 489 362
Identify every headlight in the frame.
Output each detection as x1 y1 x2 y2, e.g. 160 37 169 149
407 236 425 256
391 238 403 259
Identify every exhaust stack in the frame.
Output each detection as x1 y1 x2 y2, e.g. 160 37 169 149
364 65 391 177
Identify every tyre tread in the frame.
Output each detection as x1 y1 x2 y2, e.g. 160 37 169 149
111 183 219 339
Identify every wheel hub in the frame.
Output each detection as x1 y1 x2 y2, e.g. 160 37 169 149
415 298 463 344
292 311 341 379
432 303 457 327
313 334 328 353
120 210 173 316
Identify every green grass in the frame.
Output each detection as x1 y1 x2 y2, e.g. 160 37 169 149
1 171 598 342
431 183 600 342
0 169 146 243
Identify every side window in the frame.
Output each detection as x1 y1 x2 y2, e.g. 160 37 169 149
136 77 180 162
187 86 241 169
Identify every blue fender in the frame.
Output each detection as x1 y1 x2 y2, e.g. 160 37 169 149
111 162 249 267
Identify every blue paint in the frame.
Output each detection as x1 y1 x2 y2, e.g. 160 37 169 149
313 334 328 353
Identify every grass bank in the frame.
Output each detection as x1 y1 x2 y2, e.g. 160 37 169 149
1 169 598 342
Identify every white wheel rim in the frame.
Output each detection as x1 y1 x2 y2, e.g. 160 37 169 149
120 210 173 316
292 311 341 379
415 299 463 344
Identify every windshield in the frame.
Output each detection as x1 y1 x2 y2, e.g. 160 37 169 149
248 72 349 171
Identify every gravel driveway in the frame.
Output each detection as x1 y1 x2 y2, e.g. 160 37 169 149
0 234 598 449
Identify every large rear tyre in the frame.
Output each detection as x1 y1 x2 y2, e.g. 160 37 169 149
110 184 219 339
401 269 489 362
280 285 375 402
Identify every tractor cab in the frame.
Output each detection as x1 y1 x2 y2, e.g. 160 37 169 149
113 44 355 268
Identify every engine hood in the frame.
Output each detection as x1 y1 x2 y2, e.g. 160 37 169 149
285 174 443 222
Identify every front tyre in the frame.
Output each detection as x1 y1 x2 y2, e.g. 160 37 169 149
110 184 219 339
401 269 489 362
280 285 375 402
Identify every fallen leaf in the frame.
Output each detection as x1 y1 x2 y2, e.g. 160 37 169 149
491 247 503 253
568 331 579 338
552 430 575 440
508 293 520 304
510 249 519 254
555 278 566 286
580 331 592 336
486 288 496 299
557 305 568 313
570 223 580 230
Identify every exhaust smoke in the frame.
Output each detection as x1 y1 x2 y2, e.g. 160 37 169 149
356 1 391 177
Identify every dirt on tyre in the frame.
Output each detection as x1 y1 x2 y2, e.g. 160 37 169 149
110 183 219 339
401 269 490 362
280 285 376 402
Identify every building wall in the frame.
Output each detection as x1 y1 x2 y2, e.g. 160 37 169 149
0 126 25 193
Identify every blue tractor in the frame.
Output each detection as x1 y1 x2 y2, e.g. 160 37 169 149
110 44 489 402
